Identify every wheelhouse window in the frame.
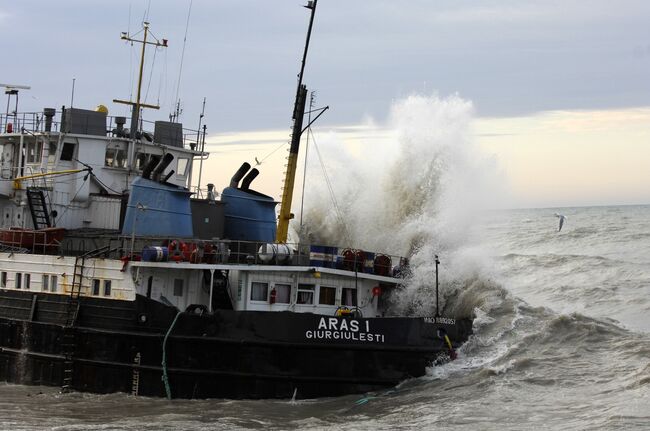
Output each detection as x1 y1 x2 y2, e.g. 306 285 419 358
26 140 43 163
0 271 6 288
135 152 161 171
251 282 268 301
104 142 127 168
24 273 30 290
51 275 58 292
273 283 291 304
297 284 314 305
177 158 189 176
92 279 101 296
60 142 76 161
319 286 336 305
342 288 357 307
15 273 22 289
173 279 184 297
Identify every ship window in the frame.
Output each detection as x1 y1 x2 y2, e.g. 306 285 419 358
24 273 30 290
42 274 49 292
135 153 161 172
103 280 112 296
274 283 291 304
1 271 6 288
297 284 314 305
135 152 148 170
92 279 101 296
173 279 184 297
342 288 357 307
26 140 43 163
60 142 76 161
177 158 189 176
105 143 127 168
51 275 58 293
15 273 22 289
250 282 268 301
319 286 336 305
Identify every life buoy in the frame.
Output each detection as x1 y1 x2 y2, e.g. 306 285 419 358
341 248 365 272
373 254 392 276
341 248 355 271
168 239 184 262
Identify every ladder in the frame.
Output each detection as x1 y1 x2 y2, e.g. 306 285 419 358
61 255 84 392
26 187 51 229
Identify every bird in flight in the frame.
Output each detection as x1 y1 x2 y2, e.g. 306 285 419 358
554 213 567 232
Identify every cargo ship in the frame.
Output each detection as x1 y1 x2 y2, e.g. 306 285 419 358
0 1 472 399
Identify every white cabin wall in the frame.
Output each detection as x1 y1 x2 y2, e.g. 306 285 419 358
0 253 135 300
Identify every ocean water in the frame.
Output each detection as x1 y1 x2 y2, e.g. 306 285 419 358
1 204 649 430
2 95 648 429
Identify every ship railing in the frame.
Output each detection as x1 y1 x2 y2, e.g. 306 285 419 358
0 228 63 255
1 111 202 151
0 111 60 134
71 236 410 279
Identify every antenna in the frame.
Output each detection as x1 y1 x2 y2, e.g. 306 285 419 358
114 22 168 139
195 97 207 195
171 0 193 122
70 78 76 108
2 83 31 126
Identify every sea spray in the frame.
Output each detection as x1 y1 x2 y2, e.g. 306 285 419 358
297 93 505 316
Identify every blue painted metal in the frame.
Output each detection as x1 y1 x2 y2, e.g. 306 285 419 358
221 187 277 242
122 177 193 237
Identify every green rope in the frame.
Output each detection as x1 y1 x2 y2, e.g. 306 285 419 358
161 311 183 400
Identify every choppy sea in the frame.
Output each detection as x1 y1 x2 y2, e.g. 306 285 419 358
1 204 648 430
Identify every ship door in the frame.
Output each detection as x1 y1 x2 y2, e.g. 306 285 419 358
1 142 13 179
1 207 12 229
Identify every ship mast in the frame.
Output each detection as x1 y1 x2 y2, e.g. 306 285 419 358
276 0 318 243
114 22 168 139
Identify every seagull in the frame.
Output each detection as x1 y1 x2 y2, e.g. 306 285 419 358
554 213 567 232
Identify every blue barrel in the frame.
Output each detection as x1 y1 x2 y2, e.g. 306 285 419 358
142 246 169 262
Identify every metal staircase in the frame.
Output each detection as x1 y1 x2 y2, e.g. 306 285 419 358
26 187 51 229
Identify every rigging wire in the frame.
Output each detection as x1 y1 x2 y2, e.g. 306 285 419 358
254 140 289 166
309 128 351 243
143 46 158 105
55 173 91 222
299 92 316 227
172 0 193 120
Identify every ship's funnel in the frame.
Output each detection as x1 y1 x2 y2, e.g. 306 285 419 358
152 153 175 182
240 168 259 190
141 156 159 180
230 162 251 188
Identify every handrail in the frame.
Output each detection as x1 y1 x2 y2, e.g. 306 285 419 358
1 111 203 150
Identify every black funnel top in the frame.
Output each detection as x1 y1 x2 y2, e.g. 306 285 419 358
240 168 259 190
230 162 251 188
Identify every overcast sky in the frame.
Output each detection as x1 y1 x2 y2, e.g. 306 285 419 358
1 1 649 207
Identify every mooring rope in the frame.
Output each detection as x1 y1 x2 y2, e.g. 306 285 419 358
161 310 183 400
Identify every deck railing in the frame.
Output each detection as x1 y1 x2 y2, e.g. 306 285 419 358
54 233 409 279
0 111 202 151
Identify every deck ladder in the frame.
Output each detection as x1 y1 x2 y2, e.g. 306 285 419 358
26 187 51 229
61 255 84 392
